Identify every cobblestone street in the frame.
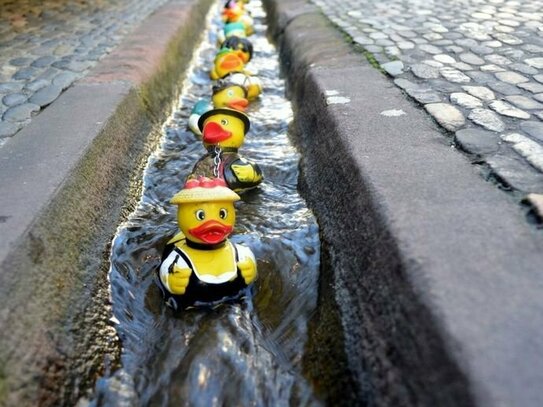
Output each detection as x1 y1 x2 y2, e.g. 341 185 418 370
313 0 543 213
0 0 167 143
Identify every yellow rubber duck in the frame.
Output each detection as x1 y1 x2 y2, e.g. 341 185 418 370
220 36 253 64
189 108 263 192
212 78 249 111
210 48 247 80
222 1 254 35
159 177 257 309
225 72 262 101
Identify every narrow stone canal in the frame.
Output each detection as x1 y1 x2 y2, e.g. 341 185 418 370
92 1 322 405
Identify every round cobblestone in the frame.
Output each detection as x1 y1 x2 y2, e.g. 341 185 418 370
489 100 531 119
468 108 505 132
425 103 466 131
454 128 501 155
3 93 28 107
3 103 40 123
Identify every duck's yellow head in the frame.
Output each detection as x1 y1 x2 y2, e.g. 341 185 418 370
171 177 240 245
212 81 249 111
198 108 250 149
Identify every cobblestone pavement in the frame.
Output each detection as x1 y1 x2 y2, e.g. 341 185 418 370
0 0 168 145
313 0 543 217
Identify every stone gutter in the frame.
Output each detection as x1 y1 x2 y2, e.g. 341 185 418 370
263 0 543 406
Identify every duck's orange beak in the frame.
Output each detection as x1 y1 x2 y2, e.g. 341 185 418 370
189 220 233 244
227 97 249 111
219 53 244 71
203 122 232 144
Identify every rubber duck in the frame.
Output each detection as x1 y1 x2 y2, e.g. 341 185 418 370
210 48 246 80
188 100 212 136
189 108 263 192
158 177 257 309
226 72 262 101
222 1 254 35
216 21 249 46
212 77 249 111
220 36 253 64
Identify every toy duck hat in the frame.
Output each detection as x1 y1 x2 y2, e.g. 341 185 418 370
171 177 240 204
197 107 250 134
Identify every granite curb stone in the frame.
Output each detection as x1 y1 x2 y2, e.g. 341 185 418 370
264 0 543 406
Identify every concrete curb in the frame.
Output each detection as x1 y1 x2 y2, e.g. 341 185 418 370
0 0 213 405
264 1 543 406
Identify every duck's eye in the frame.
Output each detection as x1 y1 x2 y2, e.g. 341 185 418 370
220 118 229 125
195 209 205 221
219 208 228 219
227 89 234 96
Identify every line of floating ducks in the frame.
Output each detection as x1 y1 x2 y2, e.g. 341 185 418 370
157 0 263 311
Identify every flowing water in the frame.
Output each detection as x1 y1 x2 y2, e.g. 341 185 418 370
92 1 322 405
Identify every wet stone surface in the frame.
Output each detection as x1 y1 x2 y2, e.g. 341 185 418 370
313 0 543 197
0 0 168 140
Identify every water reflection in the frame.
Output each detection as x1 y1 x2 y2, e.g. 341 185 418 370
93 1 321 405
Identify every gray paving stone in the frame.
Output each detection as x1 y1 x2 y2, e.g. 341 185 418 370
439 67 471 83
405 87 442 104
9 57 32 67
453 62 474 71
465 71 496 84
462 85 496 101
535 75 543 84
3 93 27 107
52 72 81 90
425 102 465 131
418 44 442 54
487 154 543 193
450 92 483 108
534 94 543 103
468 108 505 132
30 56 57 68
485 54 512 65
517 82 543 94
481 64 506 72
394 78 419 91
12 67 39 81
495 71 529 84
504 95 543 110
3 103 40 123
28 85 63 108
510 63 538 75
381 60 404 76
489 100 531 119
520 121 543 142
434 54 456 64
502 133 543 173
469 45 494 55
454 128 500 155
0 82 23 94
24 79 50 93
460 53 485 65
411 63 440 79
525 57 543 69
488 81 523 96
428 79 462 93
0 121 23 138
493 33 523 45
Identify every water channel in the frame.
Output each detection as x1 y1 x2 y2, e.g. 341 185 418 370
92 1 322 405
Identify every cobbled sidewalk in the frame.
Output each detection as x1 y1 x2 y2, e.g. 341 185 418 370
313 0 543 216
0 0 168 144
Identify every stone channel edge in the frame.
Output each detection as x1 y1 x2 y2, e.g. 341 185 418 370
0 0 214 405
263 0 543 406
